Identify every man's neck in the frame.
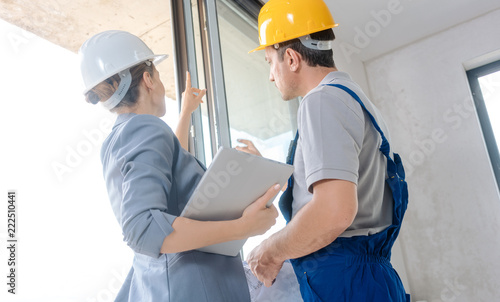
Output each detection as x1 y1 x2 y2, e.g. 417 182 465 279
300 66 338 97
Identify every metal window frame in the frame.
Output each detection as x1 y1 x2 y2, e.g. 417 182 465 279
467 60 500 189
197 0 232 154
172 0 264 159
170 0 207 165
197 0 265 154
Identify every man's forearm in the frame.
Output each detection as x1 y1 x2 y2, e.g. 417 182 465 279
265 179 358 262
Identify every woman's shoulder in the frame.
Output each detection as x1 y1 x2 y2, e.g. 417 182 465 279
108 114 177 153
120 114 173 136
126 113 169 127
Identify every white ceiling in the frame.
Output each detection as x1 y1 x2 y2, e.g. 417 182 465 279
264 0 500 61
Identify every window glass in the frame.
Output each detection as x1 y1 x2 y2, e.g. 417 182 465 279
215 0 299 255
478 70 500 148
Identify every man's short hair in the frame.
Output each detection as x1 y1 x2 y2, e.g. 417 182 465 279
276 29 335 68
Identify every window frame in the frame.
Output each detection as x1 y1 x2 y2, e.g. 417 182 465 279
467 60 500 189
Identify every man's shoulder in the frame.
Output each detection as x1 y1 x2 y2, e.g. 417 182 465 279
299 80 366 126
301 81 362 111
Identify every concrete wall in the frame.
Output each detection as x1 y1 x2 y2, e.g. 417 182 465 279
333 42 372 97
365 9 500 301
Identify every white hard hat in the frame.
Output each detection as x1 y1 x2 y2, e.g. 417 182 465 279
79 30 168 95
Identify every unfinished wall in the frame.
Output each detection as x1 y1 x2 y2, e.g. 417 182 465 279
333 43 371 97
365 9 500 301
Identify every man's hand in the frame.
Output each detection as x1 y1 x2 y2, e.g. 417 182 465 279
235 139 262 157
246 179 357 287
246 239 284 287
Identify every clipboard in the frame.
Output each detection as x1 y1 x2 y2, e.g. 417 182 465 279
180 147 294 256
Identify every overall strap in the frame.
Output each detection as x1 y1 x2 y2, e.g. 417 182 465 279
279 130 299 222
287 131 299 165
286 131 299 188
324 84 391 160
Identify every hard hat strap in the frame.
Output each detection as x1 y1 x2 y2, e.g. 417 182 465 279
101 69 132 110
298 35 333 51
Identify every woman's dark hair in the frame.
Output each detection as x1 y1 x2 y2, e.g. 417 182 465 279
276 29 335 68
85 61 155 111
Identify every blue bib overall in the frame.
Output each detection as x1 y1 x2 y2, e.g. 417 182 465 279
279 84 410 302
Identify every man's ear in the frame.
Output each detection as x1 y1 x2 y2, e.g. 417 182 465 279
285 48 301 72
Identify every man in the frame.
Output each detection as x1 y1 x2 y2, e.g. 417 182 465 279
243 0 410 301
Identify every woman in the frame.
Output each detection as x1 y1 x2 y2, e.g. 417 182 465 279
79 30 279 302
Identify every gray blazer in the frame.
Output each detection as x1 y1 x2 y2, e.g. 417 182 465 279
101 113 250 302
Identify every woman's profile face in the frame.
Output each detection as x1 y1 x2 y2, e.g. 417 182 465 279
151 67 167 117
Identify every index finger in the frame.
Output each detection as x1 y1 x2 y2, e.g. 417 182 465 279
185 71 192 88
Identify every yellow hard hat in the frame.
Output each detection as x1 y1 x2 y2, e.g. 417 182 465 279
250 0 338 53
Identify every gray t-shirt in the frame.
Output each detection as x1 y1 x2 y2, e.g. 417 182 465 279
292 71 393 237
